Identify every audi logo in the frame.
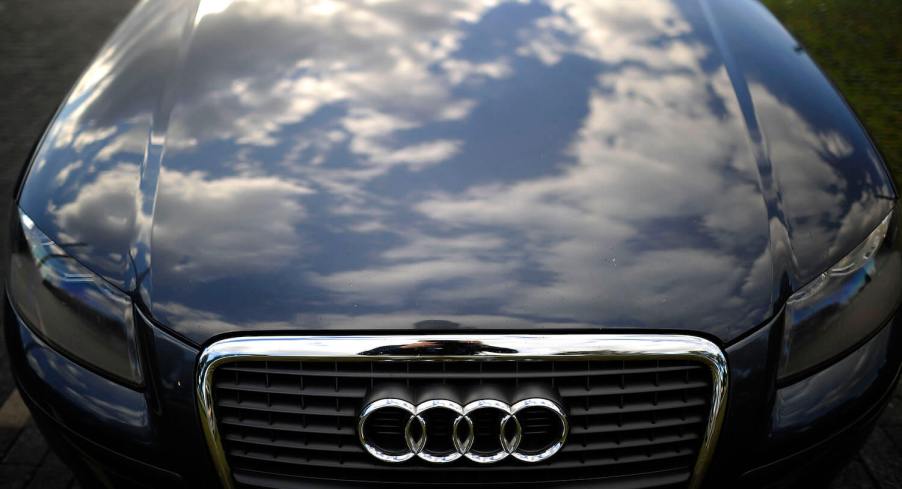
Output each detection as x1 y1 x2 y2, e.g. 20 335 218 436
357 398 568 464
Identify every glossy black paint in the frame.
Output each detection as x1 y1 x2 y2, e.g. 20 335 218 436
773 322 897 438
6 0 902 488
14 0 897 345
779 209 902 382
6 290 901 488
12 317 152 448
9 209 143 384
4 295 207 486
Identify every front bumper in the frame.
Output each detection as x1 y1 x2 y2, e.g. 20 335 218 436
4 299 220 488
5 297 901 488
725 311 902 487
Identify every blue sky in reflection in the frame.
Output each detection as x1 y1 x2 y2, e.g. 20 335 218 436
19 0 895 342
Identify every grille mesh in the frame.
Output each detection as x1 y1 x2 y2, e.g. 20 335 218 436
212 358 713 488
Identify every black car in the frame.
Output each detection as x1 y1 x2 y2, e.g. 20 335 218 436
4 0 901 488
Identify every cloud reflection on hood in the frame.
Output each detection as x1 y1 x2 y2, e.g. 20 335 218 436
17 0 896 343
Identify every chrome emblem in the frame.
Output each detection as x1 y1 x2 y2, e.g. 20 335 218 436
357 398 568 464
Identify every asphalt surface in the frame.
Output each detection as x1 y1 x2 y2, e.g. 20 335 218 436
0 1 900 488
0 3 139 488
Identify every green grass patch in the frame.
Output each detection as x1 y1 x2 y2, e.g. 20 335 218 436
763 0 902 187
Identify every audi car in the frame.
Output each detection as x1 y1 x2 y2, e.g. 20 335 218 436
4 0 901 488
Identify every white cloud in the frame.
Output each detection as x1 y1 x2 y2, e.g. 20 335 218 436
152 169 315 278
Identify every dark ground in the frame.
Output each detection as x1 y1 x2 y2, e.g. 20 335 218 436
0 0 900 488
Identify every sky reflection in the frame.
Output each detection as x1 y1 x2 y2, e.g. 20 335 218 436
18 0 896 343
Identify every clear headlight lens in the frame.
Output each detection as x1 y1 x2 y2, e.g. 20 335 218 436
8 209 143 385
780 210 899 381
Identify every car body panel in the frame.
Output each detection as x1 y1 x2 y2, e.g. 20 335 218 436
17 0 897 345
6 288 902 488
772 322 898 438
13 318 154 449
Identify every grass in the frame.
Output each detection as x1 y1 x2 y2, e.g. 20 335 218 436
762 0 902 187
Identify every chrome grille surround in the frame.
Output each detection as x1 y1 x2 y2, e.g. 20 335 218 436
197 334 728 489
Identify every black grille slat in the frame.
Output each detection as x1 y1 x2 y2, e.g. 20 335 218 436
558 379 709 397
215 381 367 398
213 357 713 488
225 433 366 454
561 431 700 453
219 416 355 436
216 399 356 417
232 467 693 488
219 364 703 379
568 396 707 416
229 444 695 471
568 415 704 435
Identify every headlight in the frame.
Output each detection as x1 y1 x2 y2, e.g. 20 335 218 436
8 209 143 385
779 209 900 381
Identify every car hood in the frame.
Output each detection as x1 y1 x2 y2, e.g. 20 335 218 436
19 0 896 346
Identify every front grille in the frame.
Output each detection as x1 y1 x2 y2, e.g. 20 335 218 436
210 356 715 488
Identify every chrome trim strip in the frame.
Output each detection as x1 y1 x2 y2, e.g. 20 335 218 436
197 334 728 489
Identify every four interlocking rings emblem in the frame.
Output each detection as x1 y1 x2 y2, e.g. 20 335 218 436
357 398 568 464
